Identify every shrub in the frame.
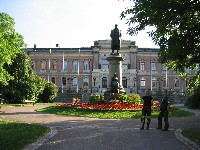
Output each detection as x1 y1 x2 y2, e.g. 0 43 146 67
185 86 200 109
37 82 58 103
89 94 104 104
127 94 141 104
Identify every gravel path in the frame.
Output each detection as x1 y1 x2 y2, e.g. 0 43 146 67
0 105 200 150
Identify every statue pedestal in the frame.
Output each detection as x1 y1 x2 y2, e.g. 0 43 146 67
104 53 125 101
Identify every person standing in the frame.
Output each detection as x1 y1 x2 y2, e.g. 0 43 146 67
156 90 170 131
140 90 153 130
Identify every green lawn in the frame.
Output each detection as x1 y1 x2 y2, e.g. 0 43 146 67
182 127 200 145
37 106 194 119
0 120 50 150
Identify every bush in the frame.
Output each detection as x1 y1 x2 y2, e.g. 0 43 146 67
37 82 58 103
89 93 141 105
89 94 104 104
185 86 200 109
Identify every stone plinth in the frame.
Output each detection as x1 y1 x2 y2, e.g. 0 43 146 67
104 53 125 101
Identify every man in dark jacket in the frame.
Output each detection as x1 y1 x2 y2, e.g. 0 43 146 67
140 90 153 130
156 90 170 131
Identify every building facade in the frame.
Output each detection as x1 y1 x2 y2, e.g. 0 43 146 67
25 40 193 95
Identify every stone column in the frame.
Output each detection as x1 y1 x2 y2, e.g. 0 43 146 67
106 53 124 92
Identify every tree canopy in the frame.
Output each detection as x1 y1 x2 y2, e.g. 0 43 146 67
0 13 26 85
121 0 200 89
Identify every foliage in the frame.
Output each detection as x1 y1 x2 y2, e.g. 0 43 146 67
1 52 46 103
120 0 200 91
38 82 58 103
0 13 26 85
0 120 50 150
117 93 128 103
89 93 104 104
127 94 141 104
185 85 200 108
89 93 141 105
182 127 200 146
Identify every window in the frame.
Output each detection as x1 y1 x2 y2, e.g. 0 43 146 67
122 77 127 88
140 62 145 70
152 77 157 87
163 78 168 87
63 60 68 71
102 77 107 88
101 56 108 69
73 77 77 86
151 63 157 71
51 77 56 84
140 78 146 87
174 78 179 87
84 60 89 71
52 61 57 70
162 66 167 71
73 61 79 71
62 77 66 86
41 61 46 70
83 77 88 86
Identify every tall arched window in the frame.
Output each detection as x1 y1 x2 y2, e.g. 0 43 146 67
62 77 66 86
51 77 56 84
152 77 157 87
102 77 107 88
163 78 168 88
101 55 108 69
122 77 127 88
73 77 77 85
41 61 46 70
174 78 179 87
73 61 78 71
83 77 89 86
84 60 89 71
140 78 146 87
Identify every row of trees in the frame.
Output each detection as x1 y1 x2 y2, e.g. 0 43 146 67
120 0 200 108
0 13 57 103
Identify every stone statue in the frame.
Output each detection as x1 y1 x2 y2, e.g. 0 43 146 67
111 73 119 93
110 24 121 54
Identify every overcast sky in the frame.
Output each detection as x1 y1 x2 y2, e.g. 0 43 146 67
0 0 158 48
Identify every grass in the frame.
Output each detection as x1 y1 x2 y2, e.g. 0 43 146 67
36 106 194 119
0 120 50 150
182 127 200 146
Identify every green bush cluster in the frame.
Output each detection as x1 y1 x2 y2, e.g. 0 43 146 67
185 86 200 108
89 94 105 104
89 93 141 104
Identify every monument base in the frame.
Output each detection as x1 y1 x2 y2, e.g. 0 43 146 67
104 90 126 103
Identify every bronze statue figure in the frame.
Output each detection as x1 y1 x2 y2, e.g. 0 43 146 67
110 24 121 54
111 73 119 93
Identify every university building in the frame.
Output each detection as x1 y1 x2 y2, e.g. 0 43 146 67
24 40 193 95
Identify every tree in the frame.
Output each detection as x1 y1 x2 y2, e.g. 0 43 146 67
2 51 46 103
0 13 26 85
120 0 200 90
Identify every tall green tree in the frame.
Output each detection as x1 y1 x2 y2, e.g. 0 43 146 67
2 52 46 103
0 13 26 85
120 0 200 89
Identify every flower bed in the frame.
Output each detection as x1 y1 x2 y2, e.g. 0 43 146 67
56 102 160 110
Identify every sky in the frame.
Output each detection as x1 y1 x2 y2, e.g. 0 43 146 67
0 0 158 48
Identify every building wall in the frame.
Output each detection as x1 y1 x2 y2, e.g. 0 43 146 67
24 40 193 95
